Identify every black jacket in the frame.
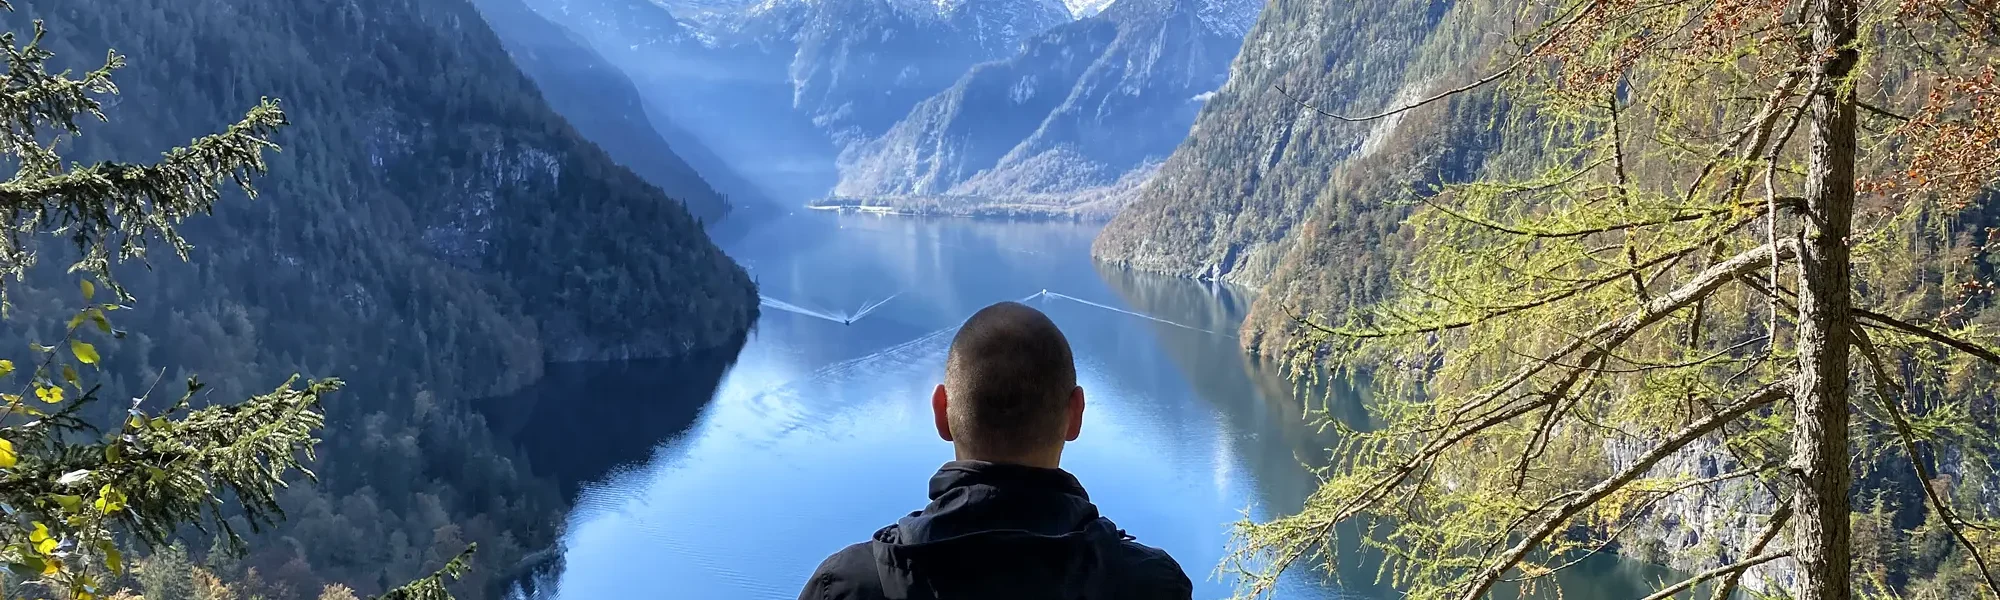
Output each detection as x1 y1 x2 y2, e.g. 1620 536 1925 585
798 461 1194 600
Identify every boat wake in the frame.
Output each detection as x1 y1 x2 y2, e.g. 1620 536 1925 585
1030 290 1215 334
759 292 902 324
760 288 1214 334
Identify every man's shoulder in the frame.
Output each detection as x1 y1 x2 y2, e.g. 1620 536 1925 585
1105 535 1194 597
800 540 881 600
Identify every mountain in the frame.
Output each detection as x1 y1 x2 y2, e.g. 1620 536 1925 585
471 0 753 223
831 0 1260 218
1091 0 1485 298
525 0 1073 201
12 0 758 594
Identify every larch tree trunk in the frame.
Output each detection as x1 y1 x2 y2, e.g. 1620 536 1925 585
1791 0 1860 594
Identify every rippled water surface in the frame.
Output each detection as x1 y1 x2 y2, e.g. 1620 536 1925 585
489 212 1687 599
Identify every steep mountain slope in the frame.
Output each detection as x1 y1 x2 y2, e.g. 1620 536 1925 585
833 0 1259 215
786 0 1073 142
1091 0 1475 284
472 0 742 223
527 0 1073 201
13 0 757 593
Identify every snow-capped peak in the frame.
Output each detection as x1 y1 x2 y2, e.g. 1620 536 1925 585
1064 0 1116 18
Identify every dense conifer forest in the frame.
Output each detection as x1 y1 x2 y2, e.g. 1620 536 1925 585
0 0 759 596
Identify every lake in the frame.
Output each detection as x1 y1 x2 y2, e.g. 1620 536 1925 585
488 211 1689 599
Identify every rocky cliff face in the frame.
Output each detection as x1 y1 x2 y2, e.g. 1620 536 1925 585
1090 0 1480 283
472 0 746 222
832 0 1259 213
526 0 1075 201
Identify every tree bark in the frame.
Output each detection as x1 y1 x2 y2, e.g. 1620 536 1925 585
1792 0 1859 594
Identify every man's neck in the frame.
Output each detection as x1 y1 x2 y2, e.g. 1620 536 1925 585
954 447 1062 470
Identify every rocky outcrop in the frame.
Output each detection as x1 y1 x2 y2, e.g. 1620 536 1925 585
833 0 1258 216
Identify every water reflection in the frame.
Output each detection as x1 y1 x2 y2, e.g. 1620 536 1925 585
478 338 747 500
503 212 1690 600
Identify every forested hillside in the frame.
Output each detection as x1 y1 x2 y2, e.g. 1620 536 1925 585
4 0 758 596
471 0 736 223
1099 0 2000 592
471 0 770 219
1090 0 1515 350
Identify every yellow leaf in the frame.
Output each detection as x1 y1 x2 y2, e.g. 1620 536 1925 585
0 438 15 469
94 485 125 514
28 522 48 543
80 280 94 301
70 339 97 365
0 359 14 377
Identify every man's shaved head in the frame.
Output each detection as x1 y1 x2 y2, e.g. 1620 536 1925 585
943 302 1079 461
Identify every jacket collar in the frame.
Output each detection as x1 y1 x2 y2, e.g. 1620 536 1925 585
926 460 1089 501
887 460 1100 545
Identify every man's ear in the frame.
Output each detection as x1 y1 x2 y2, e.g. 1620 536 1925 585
1064 386 1085 442
933 384 954 442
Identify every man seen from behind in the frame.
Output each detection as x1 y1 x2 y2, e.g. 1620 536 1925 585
797 301 1195 600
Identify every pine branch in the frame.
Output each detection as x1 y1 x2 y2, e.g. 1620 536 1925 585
0 100 286 273
375 545 477 600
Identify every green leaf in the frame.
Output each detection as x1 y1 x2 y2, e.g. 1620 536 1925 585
103 443 120 463
88 309 110 334
52 495 81 512
80 279 94 301
11 556 45 579
98 542 121 574
0 439 15 469
70 339 97 365
61 365 77 387
0 359 13 378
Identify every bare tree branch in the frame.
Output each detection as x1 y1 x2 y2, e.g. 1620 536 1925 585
1679 68 1808 207
1268 0 1599 123
1854 308 2000 366
1709 503 1793 600
1856 100 1910 122
1735 275 2000 366
1261 243 1798 589
1608 91 1651 301
1455 381 1795 600
1647 550 1796 600
1852 326 2000 597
